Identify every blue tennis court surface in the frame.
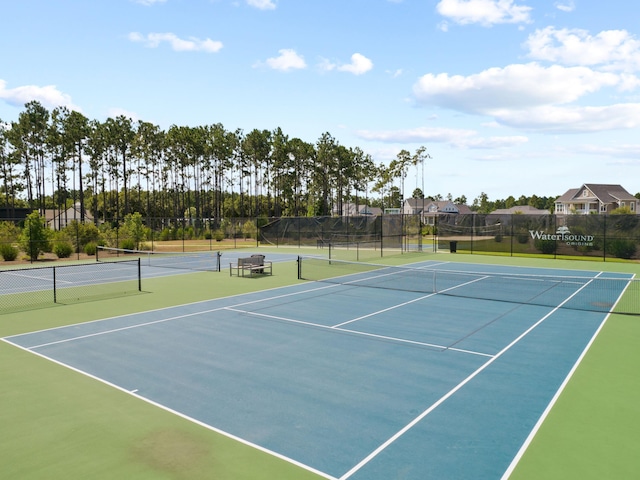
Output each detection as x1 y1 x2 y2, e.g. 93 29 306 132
3 260 633 479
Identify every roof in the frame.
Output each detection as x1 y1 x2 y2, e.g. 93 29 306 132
491 205 548 215
557 184 637 203
404 198 472 214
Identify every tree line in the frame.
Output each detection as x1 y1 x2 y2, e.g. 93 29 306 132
0 101 436 226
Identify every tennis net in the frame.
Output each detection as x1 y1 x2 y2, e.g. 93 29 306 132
0 259 142 314
297 256 640 315
328 240 382 262
97 246 221 272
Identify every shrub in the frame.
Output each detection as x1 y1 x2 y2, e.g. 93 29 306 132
19 211 51 261
0 243 19 261
121 212 147 249
159 228 172 241
534 238 556 254
84 242 97 256
62 221 103 253
53 241 74 258
120 238 136 250
516 233 529 244
607 238 637 259
242 220 257 239
214 229 224 241
0 221 20 244
494 234 502 243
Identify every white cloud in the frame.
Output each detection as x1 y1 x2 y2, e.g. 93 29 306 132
318 58 337 72
525 27 640 71
554 1 575 13
320 53 373 75
493 103 640 133
412 62 640 133
575 143 640 159
436 0 532 27
261 49 306 71
337 53 373 75
128 32 223 53
247 0 276 10
355 126 528 149
0 79 80 111
413 63 622 113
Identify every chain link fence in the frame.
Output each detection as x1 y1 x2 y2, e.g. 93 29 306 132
436 213 640 260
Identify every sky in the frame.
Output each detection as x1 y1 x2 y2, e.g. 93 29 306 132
2 0 640 202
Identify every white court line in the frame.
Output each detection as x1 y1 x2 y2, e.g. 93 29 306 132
338 277 597 480
0 270 73 284
224 306 493 358
12 282 345 350
333 274 489 329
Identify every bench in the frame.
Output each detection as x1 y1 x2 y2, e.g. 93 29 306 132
230 255 272 277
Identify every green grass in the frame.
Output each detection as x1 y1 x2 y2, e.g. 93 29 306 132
2 248 639 479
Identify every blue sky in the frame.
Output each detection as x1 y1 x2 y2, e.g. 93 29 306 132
2 0 640 201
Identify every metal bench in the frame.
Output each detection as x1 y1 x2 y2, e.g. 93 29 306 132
230 255 272 277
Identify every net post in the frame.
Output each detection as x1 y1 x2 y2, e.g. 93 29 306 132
138 258 142 291
53 266 57 303
217 251 222 272
297 256 302 279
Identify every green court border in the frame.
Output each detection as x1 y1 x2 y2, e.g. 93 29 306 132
1 249 638 479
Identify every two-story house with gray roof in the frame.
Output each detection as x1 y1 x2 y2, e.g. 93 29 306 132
554 184 639 215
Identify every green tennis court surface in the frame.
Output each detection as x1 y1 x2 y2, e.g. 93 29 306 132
3 252 638 479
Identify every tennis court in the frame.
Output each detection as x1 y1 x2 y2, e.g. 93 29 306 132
0 250 297 313
3 256 634 479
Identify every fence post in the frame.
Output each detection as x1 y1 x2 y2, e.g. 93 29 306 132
603 214 607 262
471 213 475 254
510 215 514 257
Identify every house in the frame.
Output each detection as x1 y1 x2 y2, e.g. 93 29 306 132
403 198 472 225
555 184 639 215
46 203 95 230
333 202 382 216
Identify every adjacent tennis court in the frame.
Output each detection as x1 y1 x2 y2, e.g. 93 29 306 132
4 255 635 479
0 250 297 312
